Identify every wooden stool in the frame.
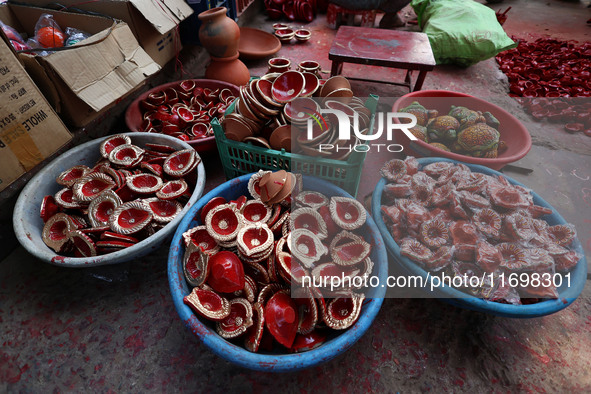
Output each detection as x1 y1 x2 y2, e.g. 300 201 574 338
328 26 436 91
326 3 377 29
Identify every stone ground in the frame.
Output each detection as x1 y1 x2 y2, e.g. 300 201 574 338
1 0 590 392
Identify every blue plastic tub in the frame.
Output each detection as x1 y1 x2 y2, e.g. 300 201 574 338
371 157 587 318
168 174 388 372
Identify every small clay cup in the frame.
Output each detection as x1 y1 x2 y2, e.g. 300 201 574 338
268 57 291 74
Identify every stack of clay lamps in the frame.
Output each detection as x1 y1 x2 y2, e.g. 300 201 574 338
224 71 372 158
182 170 374 353
40 134 199 257
379 157 582 303
139 80 236 141
495 37 591 136
264 0 317 22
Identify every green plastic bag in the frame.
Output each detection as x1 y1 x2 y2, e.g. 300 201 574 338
411 0 516 67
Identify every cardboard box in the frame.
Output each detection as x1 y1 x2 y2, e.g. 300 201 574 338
19 0 194 67
0 37 72 193
0 4 160 127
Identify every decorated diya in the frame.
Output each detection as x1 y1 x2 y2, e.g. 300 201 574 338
377 157 583 304
180 170 378 354
126 79 239 151
39 134 201 258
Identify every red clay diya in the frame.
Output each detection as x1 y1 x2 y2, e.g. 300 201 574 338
380 157 583 303
180 170 373 354
216 298 254 339
40 136 198 257
138 81 236 142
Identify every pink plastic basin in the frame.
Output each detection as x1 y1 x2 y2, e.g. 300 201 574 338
392 90 532 170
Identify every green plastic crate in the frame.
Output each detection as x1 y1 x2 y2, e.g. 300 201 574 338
212 95 378 197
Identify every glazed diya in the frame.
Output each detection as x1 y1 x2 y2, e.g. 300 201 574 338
72 173 117 202
56 165 90 187
144 197 182 223
100 134 131 158
108 200 153 235
184 285 231 321
42 213 75 253
216 298 254 339
88 190 122 227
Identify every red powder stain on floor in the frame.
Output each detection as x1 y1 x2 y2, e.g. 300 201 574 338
453 379 465 387
493 335 511 343
515 341 551 365
403 320 423 334
123 331 146 357
457 367 467 379
0 353 30 384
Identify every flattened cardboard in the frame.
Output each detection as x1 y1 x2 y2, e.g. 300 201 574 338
42 23 159 112
0 38 71 192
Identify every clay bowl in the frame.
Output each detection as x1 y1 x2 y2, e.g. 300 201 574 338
272 23 289 31
261 72 281 82
223 114 257 141
243 84 280 118
243 136 272 149
269 124 292 151
295 29 311 42
239 85 270 118
283 97 319 124
168 174 387 372
256 79 282 108
322 88 354 105
238 27 281 60
249 79 280 111
372 158 587 318
267 57 291 74
298 60 320 75
13 133 206 267
324 100 356 117
271 71 305 103
236 97 260 123
126 79 239 153
300 72 320 97
391 90 532 170
274 28 295 43
319 75 351 97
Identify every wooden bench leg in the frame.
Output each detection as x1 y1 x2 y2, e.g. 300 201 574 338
330 61 343 77
404 70 412 90
413 71 428 91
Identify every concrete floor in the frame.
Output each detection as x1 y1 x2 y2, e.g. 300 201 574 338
1 0 590 392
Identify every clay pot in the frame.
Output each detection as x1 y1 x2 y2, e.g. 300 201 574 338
205 54 250 87
198 7 240 58
268 57 291 74
298 60 320 77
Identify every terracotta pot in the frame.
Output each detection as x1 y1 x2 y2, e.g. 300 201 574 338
198 7 240 58
205 53 250 87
